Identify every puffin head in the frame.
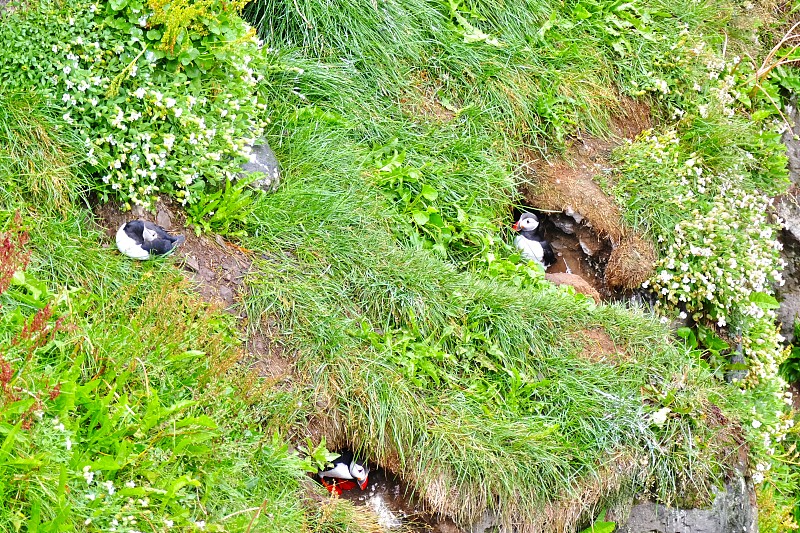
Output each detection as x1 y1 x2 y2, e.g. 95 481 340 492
142 226 158 242
349 461 369 490
512 212 539 232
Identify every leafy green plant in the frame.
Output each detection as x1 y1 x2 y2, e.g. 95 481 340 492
677 324 732 380
779 321 800 384
186 175 258 236
0 0 267 211
578 509 616 533
368 140 501 265
297 436 340 474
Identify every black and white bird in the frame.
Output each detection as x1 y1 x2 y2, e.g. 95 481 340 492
512 212 556 269
317 451 369 493
116 220 185 260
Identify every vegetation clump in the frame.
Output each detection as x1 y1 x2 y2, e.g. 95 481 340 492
2 0 800 531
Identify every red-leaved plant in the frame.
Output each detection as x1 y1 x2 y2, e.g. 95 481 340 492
0 214 64 429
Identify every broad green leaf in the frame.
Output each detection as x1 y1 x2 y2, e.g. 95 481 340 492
420 184 438 201
412 210 430 226
750 292 780 310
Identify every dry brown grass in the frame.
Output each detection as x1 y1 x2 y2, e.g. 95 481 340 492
605 236 657 290
570 328 626 365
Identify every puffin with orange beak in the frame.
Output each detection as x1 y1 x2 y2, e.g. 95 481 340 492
318 451 369 495
512 212 556 269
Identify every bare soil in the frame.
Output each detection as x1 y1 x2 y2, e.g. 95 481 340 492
94 196 252 310
572 328 624 365
93 197 298 384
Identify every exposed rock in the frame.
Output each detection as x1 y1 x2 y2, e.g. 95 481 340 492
466 512 499 533
241 141 281 192
616 470 757 533
217 285 234 305
777 95 800 342
184 255 200 273
156 208 172 230
550 213 577 235
577 226 603 256
564 205 585 225
545 272 602 303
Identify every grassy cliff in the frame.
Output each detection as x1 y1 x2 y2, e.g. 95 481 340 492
0 0 798 531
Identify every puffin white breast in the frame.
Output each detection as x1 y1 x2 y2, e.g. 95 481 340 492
514 235 545 265
116 223 150 260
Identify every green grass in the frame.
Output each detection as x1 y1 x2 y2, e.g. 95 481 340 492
235 102 740 526
1 0 793 530
0 91 377 533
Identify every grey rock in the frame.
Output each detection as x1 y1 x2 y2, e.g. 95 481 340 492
777 290 800 343
156 209 172 230
551 214 577 235
241 141 280 192
778 95 800 342
217 285 234 304
616 471 757 533
564 205 584 224
466 512 499 533
184 256 200 273
577 227 603 256
199 266 215 282
782 99 800 188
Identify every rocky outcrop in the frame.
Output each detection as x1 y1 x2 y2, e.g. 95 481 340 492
615 470 757 533
241 141 281 192
777 96 800 342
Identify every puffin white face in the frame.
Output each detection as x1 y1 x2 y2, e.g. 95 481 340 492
350 462 369 490
516 214 539 231
142 227 158 242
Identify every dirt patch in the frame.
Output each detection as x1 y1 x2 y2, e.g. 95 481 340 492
571 328 625 365
545 273 602 304
93 197 296 384
244 323 295 387
704 402 749 475
518 96 657 296
94 196 252 310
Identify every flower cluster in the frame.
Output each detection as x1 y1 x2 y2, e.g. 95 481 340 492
647 179 784 328
612 25 797 516
0 0 269 210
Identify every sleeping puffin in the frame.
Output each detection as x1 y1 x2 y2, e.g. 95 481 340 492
116 220 185 260
512 212 556 269
317 451 369 495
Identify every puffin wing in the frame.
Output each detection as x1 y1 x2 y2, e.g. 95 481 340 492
541 240 556 268
318 461 353 480
142 238 180 255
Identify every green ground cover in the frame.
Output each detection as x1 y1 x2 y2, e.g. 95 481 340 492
1 0 799 531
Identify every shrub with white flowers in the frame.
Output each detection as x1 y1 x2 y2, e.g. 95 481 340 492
610 26 799 519
0 0 268 210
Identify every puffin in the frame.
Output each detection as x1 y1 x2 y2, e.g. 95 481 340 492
512 212 556 269
317 451 369 495
116 220 185 260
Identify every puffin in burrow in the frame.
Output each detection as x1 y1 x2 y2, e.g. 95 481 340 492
512 212 556 269
317 451 369 495
116 220 185 260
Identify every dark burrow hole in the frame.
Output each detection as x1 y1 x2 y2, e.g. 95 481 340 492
510 207 655 306
319 465 460 532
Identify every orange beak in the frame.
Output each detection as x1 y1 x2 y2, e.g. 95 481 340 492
512 222 519 231
358 476 368 490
